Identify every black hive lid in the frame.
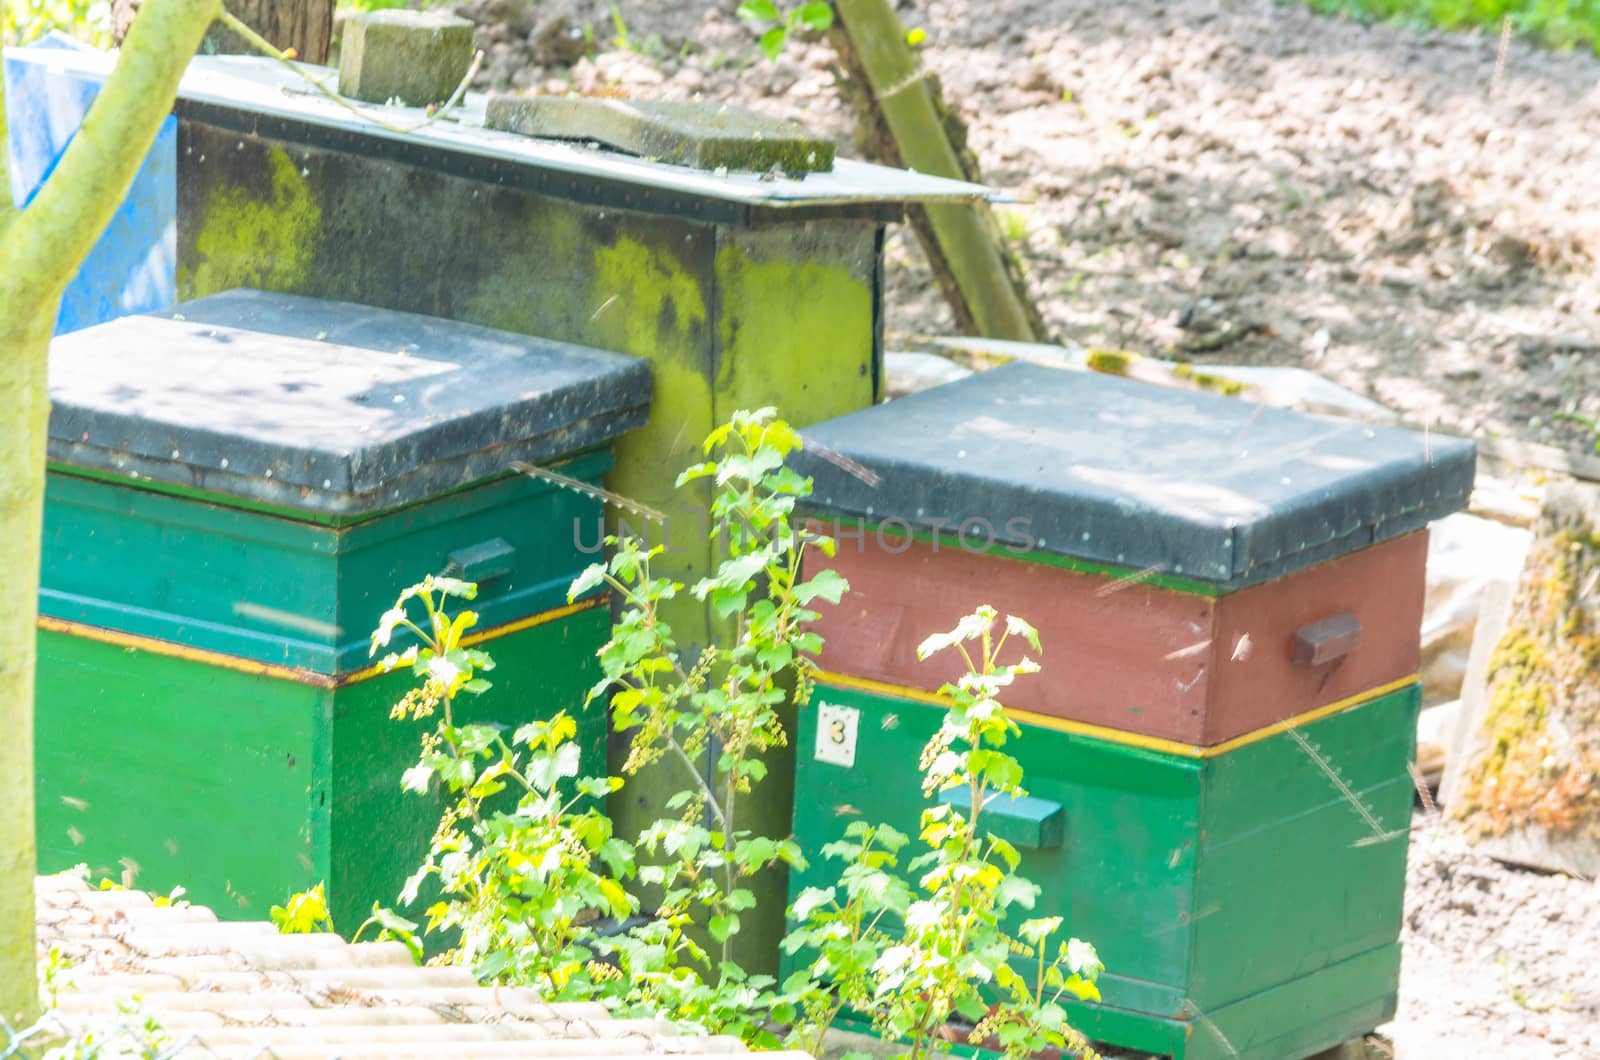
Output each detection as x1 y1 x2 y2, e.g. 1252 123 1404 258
791 362 1475 590
48 289 652 516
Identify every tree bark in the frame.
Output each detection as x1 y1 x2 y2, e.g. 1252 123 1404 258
0 0 221 1025
113 0 332 65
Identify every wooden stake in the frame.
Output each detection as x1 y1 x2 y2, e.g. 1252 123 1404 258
830 0 1047 342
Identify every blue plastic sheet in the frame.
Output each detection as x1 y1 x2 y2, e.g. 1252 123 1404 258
4 33 176 334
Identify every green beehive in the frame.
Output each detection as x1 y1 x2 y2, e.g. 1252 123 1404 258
792 682 1419 1060
783 365 1476 1058
35 289 651 930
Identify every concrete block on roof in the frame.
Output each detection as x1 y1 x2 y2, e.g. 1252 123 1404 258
339 10 475 107
485 95 835 174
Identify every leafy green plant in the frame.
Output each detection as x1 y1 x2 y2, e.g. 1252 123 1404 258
736 0 835 59
340 412 838 1042
367 574 637 1000
2 0 110 48
565 408 844 1038
270 882 333 934
783 607 1101 1059
1302 0 1600 54
360 412 1099 1057
1 946 169 1059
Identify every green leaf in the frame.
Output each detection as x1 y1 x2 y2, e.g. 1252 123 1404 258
758 24 786 59
1063 973 1100 1001
708 913 740 942
400 763 434 794
916 607 995 660
568 564 607 601
794 568 847 606
953 992 989 1021
795 2 834 31
996 875 1039 911
675 460 719 485
1018 915 1063 945
736 0 780 22
1066 937 1103 977
1005 613 1042 652
429 576 477 599
790 885 835 921
365 903 417 935
269 883 332 935
370 605 408 652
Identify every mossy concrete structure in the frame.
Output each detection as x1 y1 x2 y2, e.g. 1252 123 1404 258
10 47 989 969
36 291 651 933
1454 482 1600 878
485 96 836 175
338 10 475 108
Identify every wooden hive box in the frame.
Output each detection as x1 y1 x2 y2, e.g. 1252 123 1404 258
783 363 1474 1058
36 289 650 931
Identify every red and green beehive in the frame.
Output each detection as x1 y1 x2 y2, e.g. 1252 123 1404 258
35 288 650 932
784 363 1476 1059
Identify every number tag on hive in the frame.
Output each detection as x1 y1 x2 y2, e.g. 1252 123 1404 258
814 703 859 768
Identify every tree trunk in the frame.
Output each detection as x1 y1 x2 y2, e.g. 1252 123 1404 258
0 0 222 1025
0 312 49 1031
113 0 333 65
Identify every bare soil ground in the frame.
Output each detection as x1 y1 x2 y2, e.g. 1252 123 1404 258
465 0 1600 453
457 0 1600 1053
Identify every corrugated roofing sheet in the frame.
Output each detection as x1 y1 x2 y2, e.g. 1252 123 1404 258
30 874 813 1060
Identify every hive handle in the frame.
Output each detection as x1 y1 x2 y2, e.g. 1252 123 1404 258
444 537 517 588
1291 613 1362 667
938 788 1064 850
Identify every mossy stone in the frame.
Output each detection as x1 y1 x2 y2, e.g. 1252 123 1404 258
338 10 475 107
485 96 835 174
1455 481 1600 876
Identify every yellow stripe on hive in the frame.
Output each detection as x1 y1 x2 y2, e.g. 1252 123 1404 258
810 669 1420 759
37 594 607 689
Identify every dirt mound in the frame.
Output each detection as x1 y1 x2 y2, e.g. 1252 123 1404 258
1399 813 1600 1058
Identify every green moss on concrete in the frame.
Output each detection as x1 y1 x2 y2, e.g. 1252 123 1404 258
592 235 709 355
456 205 593 340
1172 361 1246 397
179 146 321 299
1085 347 1134 375
486 96 835 174
1459 507 1600 839
712 239 872 419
